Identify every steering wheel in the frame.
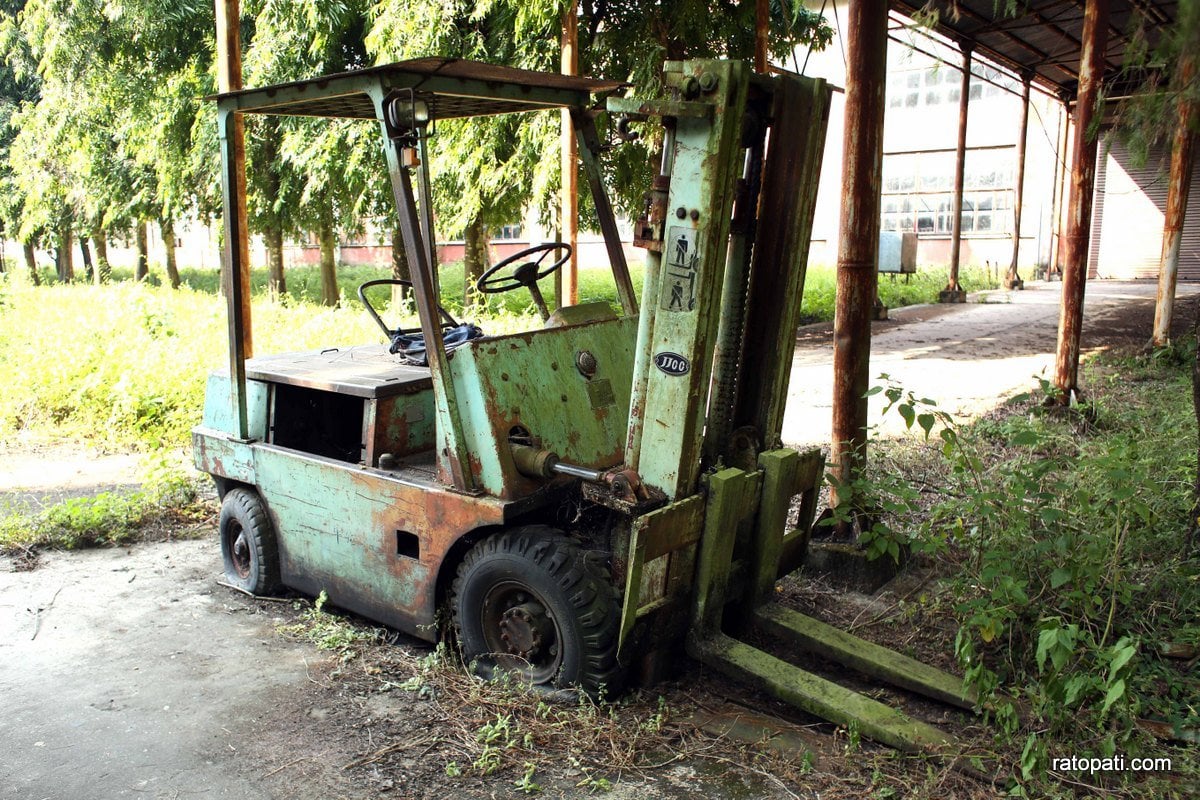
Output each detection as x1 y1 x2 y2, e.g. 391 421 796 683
475 242 572 321
357 278 459 339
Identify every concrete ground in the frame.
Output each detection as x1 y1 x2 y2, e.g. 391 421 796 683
780 279 1200 446
0 540 353 800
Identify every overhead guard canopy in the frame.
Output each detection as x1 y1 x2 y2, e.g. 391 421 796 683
212 57 628 119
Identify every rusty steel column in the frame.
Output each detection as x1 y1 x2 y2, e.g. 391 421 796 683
942 44 972 303
1054 0 1109 401
560 0 579 306
1049 97 1070 278
754 0 769 72
1151 53 1198 347
216 0 252 357
1006 76 1031 290
831 0 887 507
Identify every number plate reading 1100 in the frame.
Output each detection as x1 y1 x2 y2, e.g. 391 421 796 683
654 352 690 376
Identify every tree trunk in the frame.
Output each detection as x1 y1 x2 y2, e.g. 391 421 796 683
160 218 181 289
391 225 411 308
318 212 338 307
93 236 110 285
23 241 39 286
135 222 149 281
265 226 286 298
79 237 94 283
55 223 74 282
463 215 490 307
262 121 287 299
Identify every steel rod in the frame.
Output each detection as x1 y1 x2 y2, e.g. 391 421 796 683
1007 76 1031 289
216 0 252 361
560 0 579 306
945 45 972 298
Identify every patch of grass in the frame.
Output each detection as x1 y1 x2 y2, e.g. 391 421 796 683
0 465 207 557
799 264 1002 325
275 590 384 661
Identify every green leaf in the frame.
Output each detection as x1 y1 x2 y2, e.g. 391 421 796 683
1063 675 1089 705
1049 568 1071 589
1108 641 1137 680
1100 678 1126 716
916 413 935 439
898 403 915 429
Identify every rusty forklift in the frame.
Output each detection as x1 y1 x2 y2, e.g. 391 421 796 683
195 57 976 754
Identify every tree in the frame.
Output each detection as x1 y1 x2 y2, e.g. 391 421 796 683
0 1 40 283
9 1 217 288
242 0 382 306
366 0 831 297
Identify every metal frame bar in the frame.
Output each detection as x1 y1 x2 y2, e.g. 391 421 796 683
372 87 476 490
572 110 638 316
946 45 973 296
217 106 250 441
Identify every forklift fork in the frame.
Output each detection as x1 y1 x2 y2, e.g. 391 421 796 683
692 451 977 755
620 449 978 755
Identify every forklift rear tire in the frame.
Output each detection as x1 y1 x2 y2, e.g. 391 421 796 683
452 526 621 695
219 488 281 596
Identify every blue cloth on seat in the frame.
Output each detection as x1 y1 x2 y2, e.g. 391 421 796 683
388 323 485 366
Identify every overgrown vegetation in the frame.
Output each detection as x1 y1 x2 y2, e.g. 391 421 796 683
0 457 207 559
827 348 1199 796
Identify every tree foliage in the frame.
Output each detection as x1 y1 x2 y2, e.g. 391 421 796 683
0 0 830 288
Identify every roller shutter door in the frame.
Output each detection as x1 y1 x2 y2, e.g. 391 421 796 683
1088 139 1200 280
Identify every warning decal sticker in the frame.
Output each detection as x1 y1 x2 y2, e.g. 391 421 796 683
660 226 700 313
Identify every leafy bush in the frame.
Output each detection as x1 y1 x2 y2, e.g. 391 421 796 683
843 361 1198 792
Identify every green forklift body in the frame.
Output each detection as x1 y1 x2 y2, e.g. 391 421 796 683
195 56 980 757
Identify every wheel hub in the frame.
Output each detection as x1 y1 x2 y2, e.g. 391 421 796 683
231 528 251 578
498 602 553 660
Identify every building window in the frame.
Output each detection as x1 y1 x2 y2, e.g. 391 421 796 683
887 63 1009 110
881 148 1014 235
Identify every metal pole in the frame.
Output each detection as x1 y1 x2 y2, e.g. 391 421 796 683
1054 0 1109 402
1048 98 1069 278
831 0 887 510
1006 76 1031 290
942 44 971 303
754 0 769 73
215 0 252 358
1152 52 1197 347
560 0 579 306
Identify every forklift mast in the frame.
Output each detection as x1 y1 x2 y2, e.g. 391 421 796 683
616 60 831 500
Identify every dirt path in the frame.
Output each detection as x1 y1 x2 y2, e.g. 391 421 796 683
2 279 1194 799
781 279 1200 445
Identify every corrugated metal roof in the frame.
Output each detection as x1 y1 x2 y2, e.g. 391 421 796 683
889 1 1177 99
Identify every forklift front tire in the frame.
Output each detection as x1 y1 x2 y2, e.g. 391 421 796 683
219 488 281 596
452 527 621 695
